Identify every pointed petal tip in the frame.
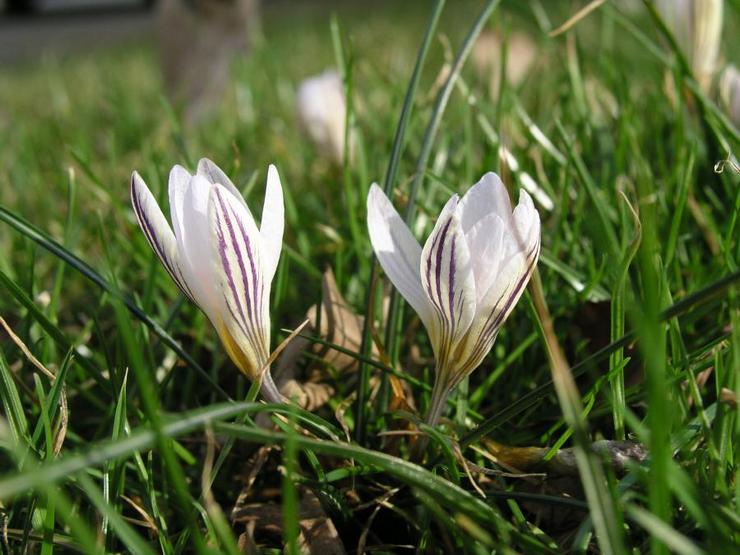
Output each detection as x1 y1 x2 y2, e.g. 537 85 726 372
517 188 539 218
366 183 387 209
477 171 505 190
266 164 281 187
130 171 150 198
168 164 192 191
196 157 215 171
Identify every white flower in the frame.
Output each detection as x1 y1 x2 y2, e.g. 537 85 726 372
296 69 352 165
130 158 284 402
719 64 740 127
367 174 540 423
656 0 723 91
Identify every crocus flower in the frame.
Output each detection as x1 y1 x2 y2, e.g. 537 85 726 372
130 158 284 402
296 69 352 165
656 0 723 92
719 64 740 127
367 174 540 425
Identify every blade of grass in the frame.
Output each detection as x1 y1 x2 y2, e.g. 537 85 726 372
355 0 446 443
528 271 626 554
610 192 642 440
77 473 158 555
0 205 232 400
633 157 672 555
109 293 208 553
282 407 299 555
213 422 540 550
460 270 739 446
0 401 345 502
0 349 30 447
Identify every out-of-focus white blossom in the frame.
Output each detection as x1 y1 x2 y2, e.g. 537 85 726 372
656 0 723 91
719 64 740 127
296 70 353 165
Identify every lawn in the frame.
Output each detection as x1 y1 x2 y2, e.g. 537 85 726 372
0 0 738 553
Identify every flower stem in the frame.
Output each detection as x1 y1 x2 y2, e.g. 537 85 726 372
259 371 285 404
412 377 450 460
425 378 450 429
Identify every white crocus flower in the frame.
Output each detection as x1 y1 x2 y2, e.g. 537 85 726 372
719 64 740 127
656 0 723 92
130 158 284 402
367 174 540 425
296 69 352 165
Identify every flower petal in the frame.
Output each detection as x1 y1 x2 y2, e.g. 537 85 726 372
464 213 506 307
420 198 477 361
511 190 540 253
208 183 269 379
175 174 221 319
168 164 191 245
196 158 247 206
454 197 540 381
457 172 513 233
259 164 284 284
130 171 194 301
366 184 433 328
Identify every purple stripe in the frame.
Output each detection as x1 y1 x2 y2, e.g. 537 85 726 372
214 189 263 352
424 230 445 317
461 240 540 373
233 208 260 323
131 182 193 299
131 184 168 268
423 221 450 341
214 193 252 339
223 292 250 338
433 218 452 314
489 240 540 331
216 191 253 318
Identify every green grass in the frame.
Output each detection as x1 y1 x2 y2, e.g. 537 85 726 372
0 0 738 553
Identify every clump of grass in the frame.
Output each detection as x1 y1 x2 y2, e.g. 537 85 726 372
0 1 738 553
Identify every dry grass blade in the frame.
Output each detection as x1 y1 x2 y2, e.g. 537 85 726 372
0 314 68 455
357 488 401 554
529 271 625 553
120 495 158 533
549 0 608 37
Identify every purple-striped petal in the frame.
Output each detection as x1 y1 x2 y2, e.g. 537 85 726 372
130 171 194 302
197 158 246 206
419 199 476 366
452 189 541 384
208 183 269 379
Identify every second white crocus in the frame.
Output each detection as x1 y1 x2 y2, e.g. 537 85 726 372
296 69 352 165
367 174 540 426
131 158 284 402
656 0 723 92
